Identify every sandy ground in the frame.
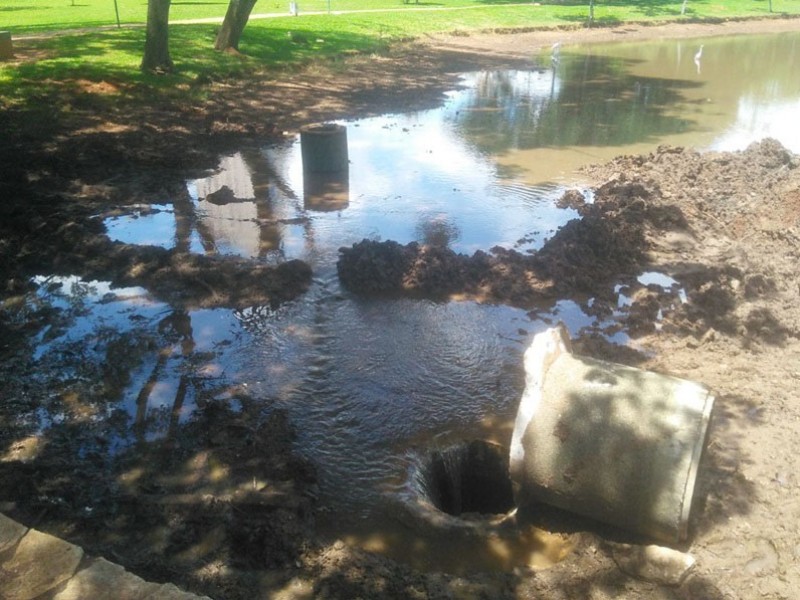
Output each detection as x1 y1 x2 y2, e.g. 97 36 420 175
1 16 800 600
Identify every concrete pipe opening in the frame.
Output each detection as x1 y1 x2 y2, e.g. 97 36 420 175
510 324 715 544
412 440 515 519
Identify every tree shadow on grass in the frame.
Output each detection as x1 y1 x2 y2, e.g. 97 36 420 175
539 0 707 18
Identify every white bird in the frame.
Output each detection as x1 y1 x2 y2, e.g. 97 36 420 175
694 44 704 74
694 44 704 62
551 42 561 66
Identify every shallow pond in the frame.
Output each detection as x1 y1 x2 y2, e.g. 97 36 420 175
10 31 800 572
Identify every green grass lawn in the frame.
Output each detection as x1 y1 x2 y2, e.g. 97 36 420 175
5 0 800 32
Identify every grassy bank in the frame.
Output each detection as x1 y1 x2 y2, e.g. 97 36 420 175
2 1 800 116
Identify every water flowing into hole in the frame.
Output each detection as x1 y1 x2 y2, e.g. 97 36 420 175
411 440 514 518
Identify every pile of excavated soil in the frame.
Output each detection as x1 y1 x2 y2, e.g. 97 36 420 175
336 179 651 305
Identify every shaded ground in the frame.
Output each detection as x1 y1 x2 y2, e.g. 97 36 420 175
2 17 800 600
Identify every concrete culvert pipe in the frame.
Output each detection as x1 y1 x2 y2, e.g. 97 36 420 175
510 324 715 544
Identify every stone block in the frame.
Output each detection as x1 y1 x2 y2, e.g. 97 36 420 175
1 528 83 600
52 558 161 600
611 543 696 585
0 514 27 554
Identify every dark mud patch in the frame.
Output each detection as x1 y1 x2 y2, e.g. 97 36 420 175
0 402 318 599
337 181 654 308
1 207 312 310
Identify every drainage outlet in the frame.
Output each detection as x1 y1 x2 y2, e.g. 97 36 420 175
393 439 516 537
416 439 515 517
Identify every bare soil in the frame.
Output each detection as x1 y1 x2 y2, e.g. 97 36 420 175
2 16 800 600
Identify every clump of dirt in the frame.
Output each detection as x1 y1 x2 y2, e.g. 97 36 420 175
337 180 650 306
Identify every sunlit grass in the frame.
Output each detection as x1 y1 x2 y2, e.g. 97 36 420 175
1 0 799 117
5 0 800 33
0 26 250 116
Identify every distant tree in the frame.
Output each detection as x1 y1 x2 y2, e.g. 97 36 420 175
215 0 259 52
142 0 173 73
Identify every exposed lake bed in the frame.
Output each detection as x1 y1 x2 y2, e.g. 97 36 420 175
3 18 800 599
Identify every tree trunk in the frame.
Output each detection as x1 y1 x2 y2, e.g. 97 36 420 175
214 0 258 52
141 0 173 73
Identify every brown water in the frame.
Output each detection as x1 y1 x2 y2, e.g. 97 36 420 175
9 31 800 573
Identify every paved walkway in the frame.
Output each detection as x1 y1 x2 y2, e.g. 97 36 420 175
0 513 210 600
9 3 533 40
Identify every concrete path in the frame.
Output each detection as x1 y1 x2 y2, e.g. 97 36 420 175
0 513 210 600
10 3 533 40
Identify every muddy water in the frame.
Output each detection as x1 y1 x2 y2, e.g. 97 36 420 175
14 32 800 572
472 32 800 183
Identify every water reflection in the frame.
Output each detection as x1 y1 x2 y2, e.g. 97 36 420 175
694 44 704 74
18 277 251 449
303 170 350 212
481 32 800 180
567 32 800 154
108 122 573 263
454 64 696 152
186 150 305 260
107 34 800 265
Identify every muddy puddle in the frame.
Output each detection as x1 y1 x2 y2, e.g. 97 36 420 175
4 31 800 575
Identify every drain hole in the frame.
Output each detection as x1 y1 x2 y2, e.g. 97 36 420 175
413 440 514 517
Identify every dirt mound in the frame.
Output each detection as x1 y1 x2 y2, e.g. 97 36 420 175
337 181 653 306
583 140 800 344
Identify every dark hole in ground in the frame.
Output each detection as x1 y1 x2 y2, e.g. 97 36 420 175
413 440 514 517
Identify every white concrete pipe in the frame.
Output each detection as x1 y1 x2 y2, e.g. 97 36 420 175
510 325 714 544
